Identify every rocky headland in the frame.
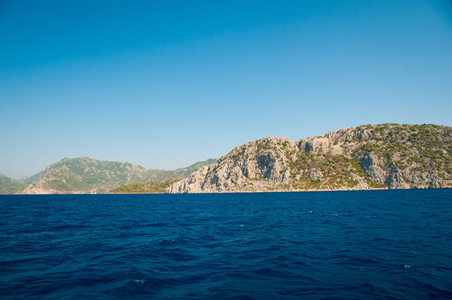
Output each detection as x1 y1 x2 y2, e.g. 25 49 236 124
167 124 452 193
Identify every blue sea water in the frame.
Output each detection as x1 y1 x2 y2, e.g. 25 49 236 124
0 190 451 299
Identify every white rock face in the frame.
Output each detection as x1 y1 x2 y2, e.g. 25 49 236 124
167 137 298 193
299 137 330 153
308 169 323 182
385 163 410 189
360 152 386 184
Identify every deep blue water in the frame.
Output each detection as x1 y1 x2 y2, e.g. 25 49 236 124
0 190 451 299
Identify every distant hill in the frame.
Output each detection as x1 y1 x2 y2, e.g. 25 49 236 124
147 159 218 181
167 124 452 193
17 157 217 194
16 172 42 184
0 174 26 194
19 157 152 194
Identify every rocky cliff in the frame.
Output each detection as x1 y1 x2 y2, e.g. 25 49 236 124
167 124 452 193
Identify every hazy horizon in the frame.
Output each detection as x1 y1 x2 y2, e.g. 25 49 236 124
2 1 452 179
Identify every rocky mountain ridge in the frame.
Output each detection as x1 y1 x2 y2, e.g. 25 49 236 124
167 124 452 193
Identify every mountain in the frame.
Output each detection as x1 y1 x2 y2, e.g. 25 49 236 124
19 157 216 194
167 124 452 193
19 157 152 194
0 174 26 194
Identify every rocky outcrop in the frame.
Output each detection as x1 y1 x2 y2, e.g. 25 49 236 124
167 124 452 193
168 137 298 193
308 169 323 182
359 152 386 184
299 137 330 154
385 163 410 189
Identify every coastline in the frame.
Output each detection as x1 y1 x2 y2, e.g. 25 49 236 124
10 186 452 196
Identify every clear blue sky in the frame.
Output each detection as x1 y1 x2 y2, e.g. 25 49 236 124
1 0 452 179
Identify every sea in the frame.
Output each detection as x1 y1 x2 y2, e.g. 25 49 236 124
0 189 451 299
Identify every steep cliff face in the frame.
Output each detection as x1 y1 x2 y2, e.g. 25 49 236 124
167 124 452 193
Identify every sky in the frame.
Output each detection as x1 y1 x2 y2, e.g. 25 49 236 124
1 0 452 179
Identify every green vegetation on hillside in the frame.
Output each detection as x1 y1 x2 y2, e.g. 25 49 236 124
349 124 452 173
286 152 385 190
27 157 152 193
19 157 217 194
109 179 181 193
313 123 451 189
0 175 27 194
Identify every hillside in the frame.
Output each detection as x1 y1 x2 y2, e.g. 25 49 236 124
19 157 152 194
0 174 26 194
108 179 181 194
18 157 216 194
167 124 452 193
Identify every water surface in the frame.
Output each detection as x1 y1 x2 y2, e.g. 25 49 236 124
1 189 451 299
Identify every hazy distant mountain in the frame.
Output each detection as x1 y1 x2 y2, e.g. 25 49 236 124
18 157 217 194
16 172 43 184
0 174 26 194
19 157 151 194
167 124 452 193
147 159 218 181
